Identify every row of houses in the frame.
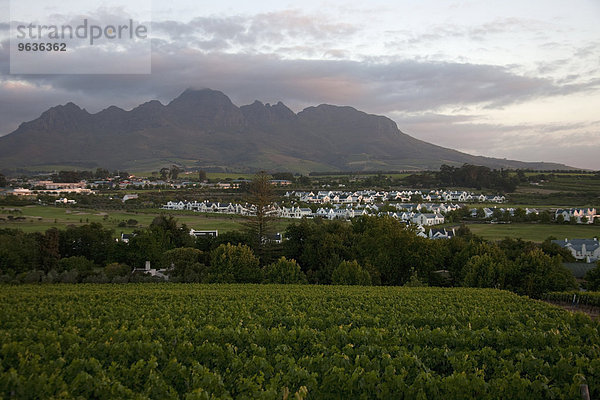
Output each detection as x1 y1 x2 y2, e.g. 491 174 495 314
466 207 598 224
1 187 93 196
162 201 258 215
286 190 506 204
470 207 541 219
555 208 597 224
161 200 447 226
162 200 460 214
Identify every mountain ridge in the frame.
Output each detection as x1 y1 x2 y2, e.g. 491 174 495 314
0 88 574 173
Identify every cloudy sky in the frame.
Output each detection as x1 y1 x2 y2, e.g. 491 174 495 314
1 0 599 169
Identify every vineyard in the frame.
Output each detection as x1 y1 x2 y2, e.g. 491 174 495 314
1 285 599 399
547 291 600 308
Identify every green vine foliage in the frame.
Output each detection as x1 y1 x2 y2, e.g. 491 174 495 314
1 284 599 399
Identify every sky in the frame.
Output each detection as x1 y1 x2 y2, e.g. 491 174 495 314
1 0 599 169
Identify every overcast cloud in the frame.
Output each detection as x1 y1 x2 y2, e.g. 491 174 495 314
1 0 599 169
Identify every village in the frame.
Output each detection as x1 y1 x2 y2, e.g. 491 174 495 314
161 188 597 225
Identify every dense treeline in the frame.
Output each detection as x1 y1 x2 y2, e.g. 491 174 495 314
0 215 579 297
404 164 522 192
48 168 129 183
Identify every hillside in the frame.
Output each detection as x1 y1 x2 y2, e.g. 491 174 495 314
0 88 573 173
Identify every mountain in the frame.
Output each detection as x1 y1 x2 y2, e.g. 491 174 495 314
0 88 573 173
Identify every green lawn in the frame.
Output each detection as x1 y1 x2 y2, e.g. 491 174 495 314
467 222 600 242
0 205 292 236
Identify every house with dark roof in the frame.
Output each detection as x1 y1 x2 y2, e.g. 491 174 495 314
551 238 600 262
428 228 456 240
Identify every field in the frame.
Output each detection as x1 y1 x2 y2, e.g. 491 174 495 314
510 175 600 206
1 284 599 399
465 222 600 242
0 206 291 236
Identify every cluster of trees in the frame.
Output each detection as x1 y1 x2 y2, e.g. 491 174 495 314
0 213 580 297
158 165 182 181
404 164 523 192
281 217 577 296
49 168 127 183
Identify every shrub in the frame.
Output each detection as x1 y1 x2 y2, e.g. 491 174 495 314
208 243 261 283
58 256 95 274
104 262 131 280
331 260 371 285
263 257 307 284
584 262 600 291
404 269 427 287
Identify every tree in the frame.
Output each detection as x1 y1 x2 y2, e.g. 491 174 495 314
58 223 115 266
208 243 261 283
331 260 371 285
463 252 512 289
0 229 40 275
511 248 577 297
584 262 600 291
104 262 131 280
403 268 427 287
284 218 354 284
58 256 95 282
352 216 427 285
539 210 552 223
170 165 181 180
94 168 110 179
39 228 60 272
198 170 207 182
272 172 295 182
262 257 307 284
0 173 6 187
162 247 205 281
244 171 276 256
159 167 170 181
125 215 194 267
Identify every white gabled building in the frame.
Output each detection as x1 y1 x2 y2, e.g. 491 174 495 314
428 228 456 240
555 208 596 223
552 238 600 262
412 213 445 226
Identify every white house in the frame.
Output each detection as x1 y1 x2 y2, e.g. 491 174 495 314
428 228 456 240
552 238 600 262
555 208 596 223
190 229 218 238
412 213 445 226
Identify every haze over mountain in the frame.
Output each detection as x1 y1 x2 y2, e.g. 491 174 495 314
0 89 572 173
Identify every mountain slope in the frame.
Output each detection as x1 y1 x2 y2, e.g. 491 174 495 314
0 88 573 172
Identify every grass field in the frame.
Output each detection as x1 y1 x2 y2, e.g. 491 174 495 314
467 222 600 242
0 205 291 235
1 284 598 399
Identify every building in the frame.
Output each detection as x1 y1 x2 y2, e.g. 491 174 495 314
189 229 219 238
428 228 456 240
551 238 600 262
555 208 597 224
132 261 169 280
